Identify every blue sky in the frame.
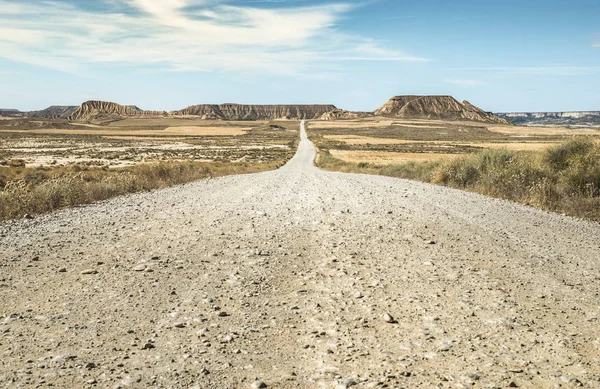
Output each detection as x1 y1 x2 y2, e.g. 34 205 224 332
0 0 599 112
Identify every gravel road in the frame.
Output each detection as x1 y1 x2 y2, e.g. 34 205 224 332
1 121 599 388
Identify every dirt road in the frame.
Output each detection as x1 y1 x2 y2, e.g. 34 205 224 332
1 121 599 388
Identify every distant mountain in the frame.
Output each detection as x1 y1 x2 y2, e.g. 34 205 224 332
374 95 511 124
496 111 600 127
173 104 338 120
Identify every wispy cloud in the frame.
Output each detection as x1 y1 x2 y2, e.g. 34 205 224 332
443 78 486 86
0 0 426 76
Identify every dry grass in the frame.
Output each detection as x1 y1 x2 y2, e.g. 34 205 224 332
0 160 281 220
329 150 458 164
317 138 600 221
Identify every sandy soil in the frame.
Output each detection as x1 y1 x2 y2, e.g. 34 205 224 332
1 122 599 388
0 127 249 137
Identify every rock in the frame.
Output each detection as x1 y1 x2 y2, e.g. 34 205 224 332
133 264 146 272
84 362 96 369
383 313 395 323
217 311 229 317
57 267 67 273
251 380 267 388
438 342 453 351
354 291 363 298
338 378 357 388
81 269 98 275
174 322 186 328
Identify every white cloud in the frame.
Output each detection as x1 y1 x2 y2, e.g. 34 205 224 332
443 78 486 86
0 0 426 76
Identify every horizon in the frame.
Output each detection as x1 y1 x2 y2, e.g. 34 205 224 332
1 0 599 112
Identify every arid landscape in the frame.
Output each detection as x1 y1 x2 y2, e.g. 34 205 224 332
2 96 600 389
2 0 599 387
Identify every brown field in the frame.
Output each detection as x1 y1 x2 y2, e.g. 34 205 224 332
0 118 299 219
325 135 558 151
487 125 600 136
105 117 268 128
0 126 250 137
329 150 458 164
0 118 299 169
308 117 600 163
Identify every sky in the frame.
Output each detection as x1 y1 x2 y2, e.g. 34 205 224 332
0 0 599 112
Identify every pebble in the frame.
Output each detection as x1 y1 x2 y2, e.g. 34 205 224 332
57 267 67 273
174 322 186 328
354 291 363 298
251 380 267 388
81 269 98 275
383 313 395 323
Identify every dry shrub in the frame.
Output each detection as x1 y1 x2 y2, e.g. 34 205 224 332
0 161 279 220
318 137 600 221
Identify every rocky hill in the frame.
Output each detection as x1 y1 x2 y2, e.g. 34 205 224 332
68 101 167 122
0 109 21 117
173 104 338 120
496 111 600 127
374 95 510 124
28 106 79 119
1 106 78 119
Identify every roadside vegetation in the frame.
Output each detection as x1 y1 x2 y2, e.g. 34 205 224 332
0 161 284 220
317 138 600 221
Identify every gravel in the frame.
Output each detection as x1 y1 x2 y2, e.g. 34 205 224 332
1 121 599 388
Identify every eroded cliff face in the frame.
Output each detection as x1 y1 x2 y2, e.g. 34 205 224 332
374 95 510 124
69 101 167 122
173 104 338 120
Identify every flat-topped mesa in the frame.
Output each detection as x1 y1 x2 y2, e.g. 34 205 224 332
374 95 510 124
173 104 338 120
69 100 167 122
